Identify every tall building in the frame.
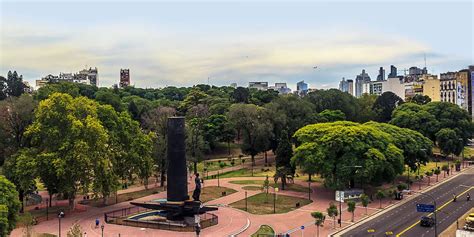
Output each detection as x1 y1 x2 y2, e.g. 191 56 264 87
248 82 268 90
376 67 385 81
361 77 404 99
271 83 291 94
388 65 397 78
35 67 98 89
355 69 371 97
339 77 351 94
120 69 130 88
296 80 308 96
456 70 470 112
347 79 354 96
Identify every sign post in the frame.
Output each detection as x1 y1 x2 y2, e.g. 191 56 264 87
416 204 435 213
301 225 304 237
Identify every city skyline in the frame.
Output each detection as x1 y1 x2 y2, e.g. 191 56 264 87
1 1 473 90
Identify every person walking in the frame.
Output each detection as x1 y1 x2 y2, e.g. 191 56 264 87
95 218 100 228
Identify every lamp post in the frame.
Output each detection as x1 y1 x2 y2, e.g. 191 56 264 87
459 138 464 169
58 211 64 237
46 198 49 221
101 224 104 237
217 170 220 187
308 181 311 200
406 190 437 237
337 165 362 227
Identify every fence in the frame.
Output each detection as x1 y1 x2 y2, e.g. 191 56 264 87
104 206 218 232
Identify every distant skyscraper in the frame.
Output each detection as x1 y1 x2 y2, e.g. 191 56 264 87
296 80 308 96
388 65 397 78
355 69 371 97
376 67 385 81
347 79 354 96
248 82 268 90
120 69 130 88
339 77 349 93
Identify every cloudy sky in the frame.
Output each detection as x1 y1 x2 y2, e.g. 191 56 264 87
1 0 473 90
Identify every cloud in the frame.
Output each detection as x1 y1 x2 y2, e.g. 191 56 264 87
0 20 461 90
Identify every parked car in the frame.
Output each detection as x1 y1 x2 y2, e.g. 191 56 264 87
466 212 474 223
420 216 435 227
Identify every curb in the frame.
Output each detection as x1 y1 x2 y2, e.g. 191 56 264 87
329 166 473 237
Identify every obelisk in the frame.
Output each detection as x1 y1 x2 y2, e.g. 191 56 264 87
166 117 188 202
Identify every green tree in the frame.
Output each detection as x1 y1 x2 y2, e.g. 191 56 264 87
311 211 326 237
0 94 36 165
275 130 294 189
433 168 441 182
94 89 123 112
436 128 463 158
228 104 273 167
311 109 346 123
35 82 80 101
0 175 21 236
360 194 370 215
390 103 439 141
327 202 338 229
408 94 431 105
26 93 113 209
376 190 385 208
347 200 356 222
425 171 433 185
5 71 27 97
232 87 250 103
0 76 6 100
141 106 176 187
292 122 404 188
355 93 378 122
372 91 404 122
305 89 359 121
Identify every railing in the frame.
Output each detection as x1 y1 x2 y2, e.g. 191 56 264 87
104 206 218 232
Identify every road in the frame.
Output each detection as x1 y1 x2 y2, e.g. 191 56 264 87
341 168 474 237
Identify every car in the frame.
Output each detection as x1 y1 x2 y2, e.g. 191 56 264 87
466 213 474 223
420 216 435 227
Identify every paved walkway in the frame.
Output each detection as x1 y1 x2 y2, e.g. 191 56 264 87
11 163 471 237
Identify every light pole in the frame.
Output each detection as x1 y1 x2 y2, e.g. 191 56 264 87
101 224 104 237
308 181 311 200
217 170 220 187
459 138 464 169
407 190 437 237
337 165 362 227
58 211 64 237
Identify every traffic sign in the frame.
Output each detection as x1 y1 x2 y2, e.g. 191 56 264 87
416 203 435 212
301 225 304 230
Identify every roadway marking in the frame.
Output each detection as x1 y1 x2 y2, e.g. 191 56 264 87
395 186 473 237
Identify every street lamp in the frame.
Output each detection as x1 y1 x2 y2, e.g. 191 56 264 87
459 138 465 169
58 211 65 237
337 165 362 227
404 190 437 237
101 224 104 237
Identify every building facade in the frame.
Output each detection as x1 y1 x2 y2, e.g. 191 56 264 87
36 67 98 89
120 69 130 88
376 67 385 81
355 69 371 97
440 72 457 104
421 74 441 101
296 81 308 96
248 82 268 90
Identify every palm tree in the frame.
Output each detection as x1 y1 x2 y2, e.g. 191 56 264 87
311 211 326 237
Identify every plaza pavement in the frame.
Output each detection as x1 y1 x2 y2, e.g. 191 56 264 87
11 161 470 237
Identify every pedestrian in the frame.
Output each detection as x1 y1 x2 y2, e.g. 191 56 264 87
467 193 471 201
84 232 87 237
95 218 99 228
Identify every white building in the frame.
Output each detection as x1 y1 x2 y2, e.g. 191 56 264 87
249 82 268 90
362 77 405 99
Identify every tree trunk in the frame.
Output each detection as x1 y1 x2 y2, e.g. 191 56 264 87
333 217 336 229
160 168 166 187
144 177 149 190
352 212 354 222
227 141 231 155
193 161 198 175
103 195 108 206
68 192 76 210
308 173 312 182
49 193 53 207
317 225 320 237
264 151 267 164
281 176 286 190
19 190 24 213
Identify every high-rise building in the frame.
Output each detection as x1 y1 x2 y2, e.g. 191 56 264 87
355 69 371 97
339 77 350 93
296 80 308 96
272 83 291 94
376 67 385 81
388 65 397 78
120 69 130 88
347 79 354 96
440 72 457 104
248 82 268 90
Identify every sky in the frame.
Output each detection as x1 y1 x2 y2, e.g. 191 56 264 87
1 0 473 90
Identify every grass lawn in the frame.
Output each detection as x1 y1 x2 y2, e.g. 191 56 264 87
229 193 312 215
81 186 162 207
205 167 274 180
21 205 71 220
188 186 237 203
242 186 262 191
251 225 275 237
402 161 449 177
229 180 309 193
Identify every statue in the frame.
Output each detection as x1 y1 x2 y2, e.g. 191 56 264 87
192 173 202 201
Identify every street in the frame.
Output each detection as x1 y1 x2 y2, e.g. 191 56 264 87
341 168 474 237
